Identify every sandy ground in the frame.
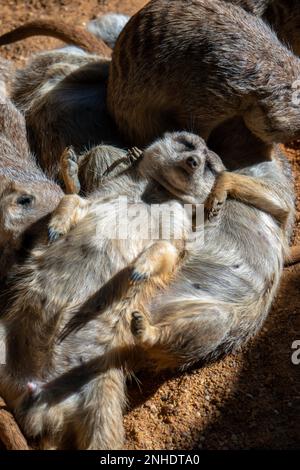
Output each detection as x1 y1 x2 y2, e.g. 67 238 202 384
0 0 299 450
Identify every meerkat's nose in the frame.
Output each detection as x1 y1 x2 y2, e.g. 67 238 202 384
184 155 200 172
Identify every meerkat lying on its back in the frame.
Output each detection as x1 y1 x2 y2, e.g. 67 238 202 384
0 132 222 450
1 131 294 450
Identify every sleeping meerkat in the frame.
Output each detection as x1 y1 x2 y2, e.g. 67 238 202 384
0 130 294 449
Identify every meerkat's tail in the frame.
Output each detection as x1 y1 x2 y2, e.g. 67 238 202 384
87 13 130 49
0 19 111 57
285 244 300 267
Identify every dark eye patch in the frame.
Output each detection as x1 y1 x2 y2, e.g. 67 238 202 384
16 195 34 207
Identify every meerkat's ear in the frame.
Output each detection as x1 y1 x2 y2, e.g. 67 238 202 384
207 149 226 174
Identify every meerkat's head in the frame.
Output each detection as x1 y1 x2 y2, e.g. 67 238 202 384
0 178 63 249
139 132 225 204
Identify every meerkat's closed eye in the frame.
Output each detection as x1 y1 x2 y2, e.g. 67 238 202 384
176 136 197 151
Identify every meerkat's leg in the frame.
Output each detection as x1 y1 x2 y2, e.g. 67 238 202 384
132 304 232 370
130 240 185 346
59 147 81 194
60 145 143 194
48 194 90 241
205 171 290 227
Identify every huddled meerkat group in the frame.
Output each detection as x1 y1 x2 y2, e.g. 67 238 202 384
0 0 299 450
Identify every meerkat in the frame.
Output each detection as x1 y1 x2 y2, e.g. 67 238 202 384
2 5 300 160
7 47 121 184
0 6 296 175
103 0 300 148
0 59 63 281
0 130 295 449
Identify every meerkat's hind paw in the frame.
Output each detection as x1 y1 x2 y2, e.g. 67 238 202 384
131 311 158 346
131 311 148 340
130 250 153 283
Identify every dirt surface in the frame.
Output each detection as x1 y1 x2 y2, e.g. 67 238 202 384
0 0 299 450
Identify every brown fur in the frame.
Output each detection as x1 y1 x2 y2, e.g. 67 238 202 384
10 48 121 184
226 0 300 56
107 0 300 149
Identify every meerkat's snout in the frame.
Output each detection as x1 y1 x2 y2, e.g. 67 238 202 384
184 155 201 172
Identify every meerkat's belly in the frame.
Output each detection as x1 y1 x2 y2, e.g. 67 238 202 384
150 200 284 319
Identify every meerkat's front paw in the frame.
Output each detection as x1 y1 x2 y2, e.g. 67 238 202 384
60 147 81 194
205 188 227 221
130 241 179 283
48 195 89 242
127 147 143 163
48 225 64 243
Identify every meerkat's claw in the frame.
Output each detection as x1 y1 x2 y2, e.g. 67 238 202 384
127 147 143 163
48 227 63 243
48 219 69 242
130 270 149 283
60 147 81 194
